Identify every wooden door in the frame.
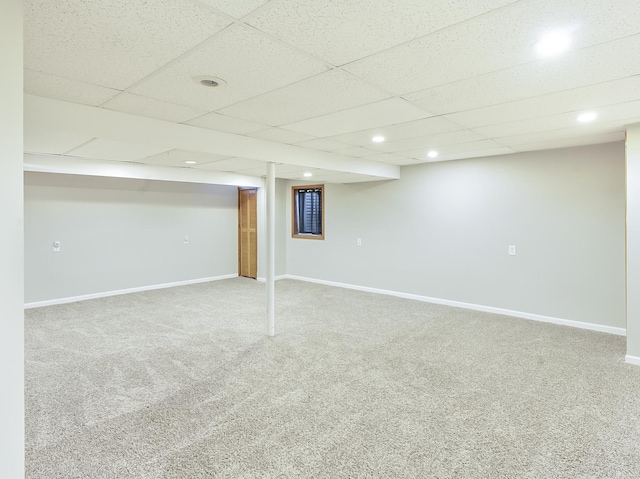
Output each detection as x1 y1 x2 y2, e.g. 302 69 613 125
238 188 257 279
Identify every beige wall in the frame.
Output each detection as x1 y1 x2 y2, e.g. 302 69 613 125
24 173 239 303
0 1 24 476
287 142 626 330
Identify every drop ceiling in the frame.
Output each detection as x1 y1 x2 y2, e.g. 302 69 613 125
23 0 640 183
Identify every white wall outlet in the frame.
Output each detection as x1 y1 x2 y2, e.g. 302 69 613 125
53 241 61 252
184 235 190 244
357 238 362 246
508 245 516 256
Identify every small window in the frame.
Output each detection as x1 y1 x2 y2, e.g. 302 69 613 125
292 185 324 240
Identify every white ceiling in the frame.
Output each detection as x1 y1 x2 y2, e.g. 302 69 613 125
23 0 640 183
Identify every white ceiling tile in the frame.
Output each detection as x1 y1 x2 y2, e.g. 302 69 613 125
130 24 331 111
248 128 316 144
406 34 640 115
475 100 640 139
25 0 232 90
512 132 626 153
444 76 640 129
195 157 266 171
569 100 640 126
102 93 206 123
495 118 638 147
475 115 572 139
282 97 431 137
403 140 507 160
217 69 390 126
367 153 416 166
345 0 640 95
196 0 269 19
136 149 229 167
294 138 351 151
334 147 380 158
345 4 529 95
329 116 465 147
66 139 171 161
25 70 120 107
185 112 266 134
246 0 518 65
376 129 486 153
573 0 640 45
25 129 94 155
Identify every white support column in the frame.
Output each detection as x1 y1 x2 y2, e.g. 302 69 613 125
627 125 640 365
266 162 276 336
0 0 25 477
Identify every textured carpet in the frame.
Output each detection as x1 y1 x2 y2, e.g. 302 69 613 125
26 278 640 478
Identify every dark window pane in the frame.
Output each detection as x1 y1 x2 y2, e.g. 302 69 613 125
296 188 322 235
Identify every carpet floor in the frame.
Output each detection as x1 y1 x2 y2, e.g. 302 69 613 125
26 278 640 478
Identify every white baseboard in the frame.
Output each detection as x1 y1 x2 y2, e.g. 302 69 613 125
26 273 628 338
283 275 626 337
256 275 288 283
24 274 239 309
626 355 640 366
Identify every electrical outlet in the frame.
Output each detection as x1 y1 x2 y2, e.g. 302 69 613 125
53 241 61 252
508 245 516 256
357 238 362 246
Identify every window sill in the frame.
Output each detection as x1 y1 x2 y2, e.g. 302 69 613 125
292 233 324 240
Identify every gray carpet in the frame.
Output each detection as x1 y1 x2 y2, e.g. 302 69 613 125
26 278 640 478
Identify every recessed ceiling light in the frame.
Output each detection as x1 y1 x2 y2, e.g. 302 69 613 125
535 31 572 57
427 150 439 158
303 172 313 177
185 160 197 164
577 111 597 123
192 75 227 88
372 135 385 143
